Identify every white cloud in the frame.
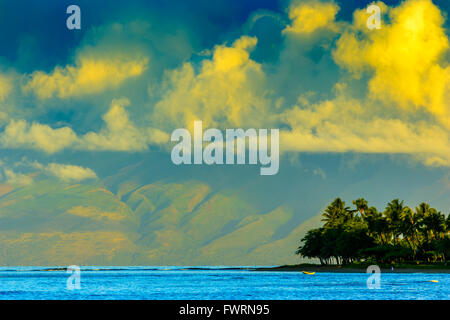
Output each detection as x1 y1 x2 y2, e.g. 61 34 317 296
0 99 169 153
3 168 33 186
44 163 97 182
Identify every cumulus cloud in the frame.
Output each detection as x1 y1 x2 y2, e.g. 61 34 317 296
3 168 33 186
81 98 169 151
0 73 13 101
0 99 168 153
151 0 450 168
0 0 449 170
23 51 148 99
0 160 97 184
267 0 450 167
81 98 150 151
0 120 78 153
283 0 339 34
152 35 273 131
279 96 450 166
44 163 97 182
333 0 450 126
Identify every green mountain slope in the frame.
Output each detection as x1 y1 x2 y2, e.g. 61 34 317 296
2 153 447 266
0 169 320 265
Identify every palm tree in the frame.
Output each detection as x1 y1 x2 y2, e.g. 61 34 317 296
419 209 446 261
352 198 368 223
415 202 431 247
297 228 325 264
422 209 446 241
416 202 431 216
353 198 369 216
400 207 421 256
384 199 404 245
298 198 449 265
321 198 351 228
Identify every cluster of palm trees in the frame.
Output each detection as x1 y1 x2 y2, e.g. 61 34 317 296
296 198 450 265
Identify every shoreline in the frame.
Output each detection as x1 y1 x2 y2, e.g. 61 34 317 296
255 264 450 273
1 265 449 274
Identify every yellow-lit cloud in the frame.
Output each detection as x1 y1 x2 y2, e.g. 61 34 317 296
3 168 33 186
0 73 13 101
283 0 339 34
279 96 450 166
333 0 450 126
0 120 78 153
81 98 169 151
23 53 148 99
153 35 272 131
151 0 450 168
1 0 449 171
45 163 97 182
271 0 450 167
0 99 168 153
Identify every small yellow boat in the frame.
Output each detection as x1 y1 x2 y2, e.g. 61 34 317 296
302 271 316 275
429 280 439 283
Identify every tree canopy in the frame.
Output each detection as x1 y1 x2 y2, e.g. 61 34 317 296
296 198 450 265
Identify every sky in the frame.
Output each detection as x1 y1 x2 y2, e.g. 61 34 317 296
0 0 449 211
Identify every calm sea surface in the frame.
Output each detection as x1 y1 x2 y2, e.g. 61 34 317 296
0 266 448 300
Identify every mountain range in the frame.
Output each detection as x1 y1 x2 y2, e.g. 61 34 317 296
0 152 449 266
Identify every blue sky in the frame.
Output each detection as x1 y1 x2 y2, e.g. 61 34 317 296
0 0 449 216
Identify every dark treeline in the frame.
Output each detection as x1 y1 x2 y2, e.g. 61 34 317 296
296 198 450 265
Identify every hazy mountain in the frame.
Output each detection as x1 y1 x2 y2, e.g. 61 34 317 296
0 152 448 266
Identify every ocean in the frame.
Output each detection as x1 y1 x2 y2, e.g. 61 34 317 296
0 266 448 300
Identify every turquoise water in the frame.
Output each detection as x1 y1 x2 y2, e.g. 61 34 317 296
0 267 448 300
